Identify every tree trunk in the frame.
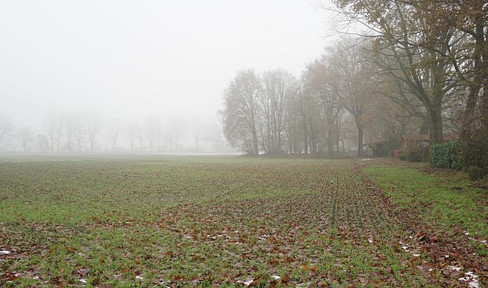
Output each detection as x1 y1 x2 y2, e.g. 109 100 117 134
429 105 443 144
112 136 117 152
419 117 430 134
327 116 334 158
461 82 480 143
327 128 334 158
336 119 340 156
309 116 316 154
251 124 259 155
302 117 308 154
355 117 363 157
480 50 488 129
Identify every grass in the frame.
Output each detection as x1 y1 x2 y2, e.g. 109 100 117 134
0 156 486 286
363 165 488 238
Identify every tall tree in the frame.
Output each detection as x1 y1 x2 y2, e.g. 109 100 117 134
260 69 297 154
45 114 64 153
85 112 101 152
19 126 34 152
302 58 342 157
423 0 488 131
332 0 458 143
222 70 261 155
423 0 488 168
328 39 377 156
144 117 162 152
107 118 123 153
126 120 141 152
0 116 14 151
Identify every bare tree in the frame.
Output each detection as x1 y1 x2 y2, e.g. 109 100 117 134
302 58 342 157
85 112 101 152
165 116 186 152
45 114 64 153
332 0 458 143
191 117 204 152
19 126 34 152
0 116 14 151
69 113 86 152
204 118 226 153
285 88 304 154
144 117 163 152
260 69 297 154
36 134 50 152
222 70 262 155
107 118 123 152
328 39 377 157
126 120 141 152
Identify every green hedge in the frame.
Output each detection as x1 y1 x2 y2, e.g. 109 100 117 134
429 141 462 170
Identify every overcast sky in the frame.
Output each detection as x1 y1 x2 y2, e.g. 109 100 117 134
0 0 336 127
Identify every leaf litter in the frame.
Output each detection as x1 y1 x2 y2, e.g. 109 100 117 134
0 158 487 286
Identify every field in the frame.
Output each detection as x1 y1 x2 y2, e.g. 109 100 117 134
0 156 487 287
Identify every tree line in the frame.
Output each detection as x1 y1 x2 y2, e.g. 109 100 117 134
221 0 487 169
0 113 227 153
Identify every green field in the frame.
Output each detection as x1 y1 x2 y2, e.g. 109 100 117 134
0 156 486 287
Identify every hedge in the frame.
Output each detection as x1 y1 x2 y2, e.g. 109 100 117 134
429 141 462 170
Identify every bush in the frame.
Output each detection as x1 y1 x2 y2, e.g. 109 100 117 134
429 141 462 170
408 150 423 162
467 166 486 181
400 153 407 161
399 147 429 162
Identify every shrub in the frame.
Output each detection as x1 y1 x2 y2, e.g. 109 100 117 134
400 153 407 161
467 166 486 181
400 148 428 162
429 141 462 170
408 150 423 162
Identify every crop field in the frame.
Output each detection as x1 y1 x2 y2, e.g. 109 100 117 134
0 156 487 287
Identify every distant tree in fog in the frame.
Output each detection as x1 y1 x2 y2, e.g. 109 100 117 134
19 126 35 152
144 117 163 151
45 114 63 153
222 70 261 155
302 58 341 157
85 112 102 152
191 117 204 152
166 116 186 152
36 134 50 152
0 116 14 151
205 118 226 152
126 120 141 152
260 69 297 154
1 111 226 154
284 88 304 154
70 114 86 152
328 39 377 157
107 118 122 152
297 81 322 154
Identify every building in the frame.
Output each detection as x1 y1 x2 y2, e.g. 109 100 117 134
400 134 458 150
363 139 390 157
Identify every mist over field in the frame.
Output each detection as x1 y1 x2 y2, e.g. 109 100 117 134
1 1 488 286
0 0 336 153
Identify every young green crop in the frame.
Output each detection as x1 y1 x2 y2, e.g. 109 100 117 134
0 156 486 286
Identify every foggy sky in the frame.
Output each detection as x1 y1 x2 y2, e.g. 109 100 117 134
0 0 335 127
